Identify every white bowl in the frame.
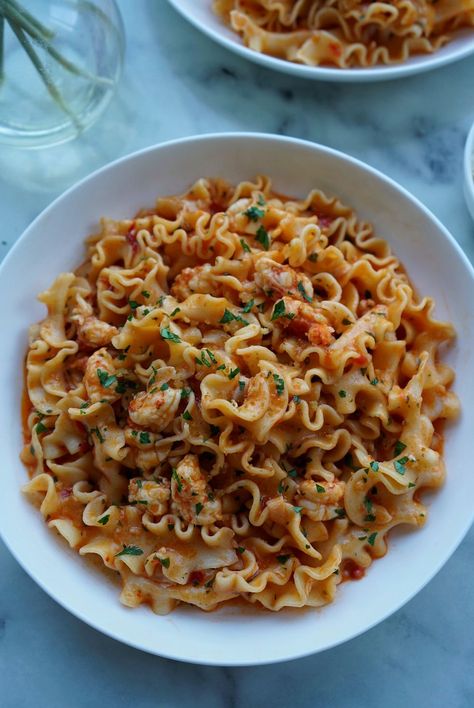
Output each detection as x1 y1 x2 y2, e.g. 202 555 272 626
464 120 474 222
1 133 474 666
166 0 474 82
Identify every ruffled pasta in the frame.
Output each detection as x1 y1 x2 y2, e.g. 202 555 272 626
21 176 458 614
214 0 474 68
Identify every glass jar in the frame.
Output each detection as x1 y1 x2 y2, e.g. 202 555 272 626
0 0 124 148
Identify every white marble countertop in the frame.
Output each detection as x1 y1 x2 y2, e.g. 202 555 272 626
1 1 474 705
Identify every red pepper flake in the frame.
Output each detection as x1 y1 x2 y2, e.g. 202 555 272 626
342 560 365 581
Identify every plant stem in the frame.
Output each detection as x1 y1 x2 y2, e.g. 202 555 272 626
4 0 54 41
6 18 82 131
0 14 4 85
2 0 113 87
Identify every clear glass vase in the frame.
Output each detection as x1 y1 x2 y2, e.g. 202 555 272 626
0 0 124 148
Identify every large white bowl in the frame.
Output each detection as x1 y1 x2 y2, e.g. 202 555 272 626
1 133 473 666
166 0 474 82
464 119 474 222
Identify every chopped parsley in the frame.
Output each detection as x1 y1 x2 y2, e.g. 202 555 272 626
277 480 286 494
273 373 284 396
195 502 204 515
271 299 295 322
257 194 266 206
276 554 290 565
308 253 318 262
139 431 151 445
236 546 245 554
159 556 170 568
368 532 378 546
297 281 312 303
195 352 212 368
141 290 150 298
334 508 346 519
219 309 249 326
256 225 270 250
293 506 303 514
287 469 298 479
97 368 117 388
394 456 410 475
338 390 347 398
408 482 416 488
79 402 90 409
370 378 379 386
228 367 240 380
364 497 376 522
342 318 352 326
316 484 325 493
238 380 245 391
242 299 254 313
293 395 301 404
180 387 191 399
160 327 181 344
129 300 139 310
244 205 265 221
115 545 143 557
170 307 181 317
98 514 109 525
394 440 407 456
90 427 104 444
182 411 192 421
206 349 217 363
35 421 48 434
172 467 182 492
216 364 226 371
240 238 251 253
369 461 379 472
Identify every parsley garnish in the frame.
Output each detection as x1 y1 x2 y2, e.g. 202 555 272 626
219 309 248 326
182 411 192 421
195 502 203 515
308 253 318 262
334 508 346 518
338 390 346 398
216 364 226 371
170 307 181 317
273 373 284 396
115 545 143 557
97 369 117 388
172 468 182 492
80 402 90 409
141 290 150 298
91 427 104 444
271 299 295 322
242 299 254 313
370 378 379 386
316 484 325 493
394 440 407 456
159 557 170 568
129 300 139 310
369 461 379 472
35 421 48 434
394 456 409 475
139 431 150 445
238 380 245 391
98 514 109 525
364 497 376 522
256 225 270 250
160 382 169 391
236 546 245 554
229 367 240 380
180 387 191 399
161 327 181 343
293 395 301 404
244 205 265 221
408 482 416 488
240 238 250 253
293 506 303 514
287 469 298 479
277 554 290 564
297 281 312 303
277 480 286 494
342 318 352 325
257 194 266 206
368 532 378 546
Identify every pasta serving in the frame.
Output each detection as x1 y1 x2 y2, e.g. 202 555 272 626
214 0 474 68
21 176 459 614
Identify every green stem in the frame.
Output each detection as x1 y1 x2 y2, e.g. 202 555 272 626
6 18 82 131
2 0 113 87
3 0 54 41
0 14 4 85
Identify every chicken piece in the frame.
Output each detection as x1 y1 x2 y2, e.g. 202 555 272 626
78 316 118 348
277 296 334 346
255 260 314 302
295 479 346 521
128 477 170 516
171 264 221 301
84 347 120 403
128 387 181 433
171 454 221 526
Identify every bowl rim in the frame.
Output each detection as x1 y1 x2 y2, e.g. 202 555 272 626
1 132 474 666
463 120 474 222
165 0 474 83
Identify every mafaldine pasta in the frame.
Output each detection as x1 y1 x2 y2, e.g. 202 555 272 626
21 176 458 614
214 0 474 68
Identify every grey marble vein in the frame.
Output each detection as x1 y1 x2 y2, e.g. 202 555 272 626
1 1 474 706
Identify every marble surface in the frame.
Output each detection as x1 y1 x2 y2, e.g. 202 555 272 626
1 1 474 705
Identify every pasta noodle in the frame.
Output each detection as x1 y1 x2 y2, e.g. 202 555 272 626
21 176 459 614
213 0 474 68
